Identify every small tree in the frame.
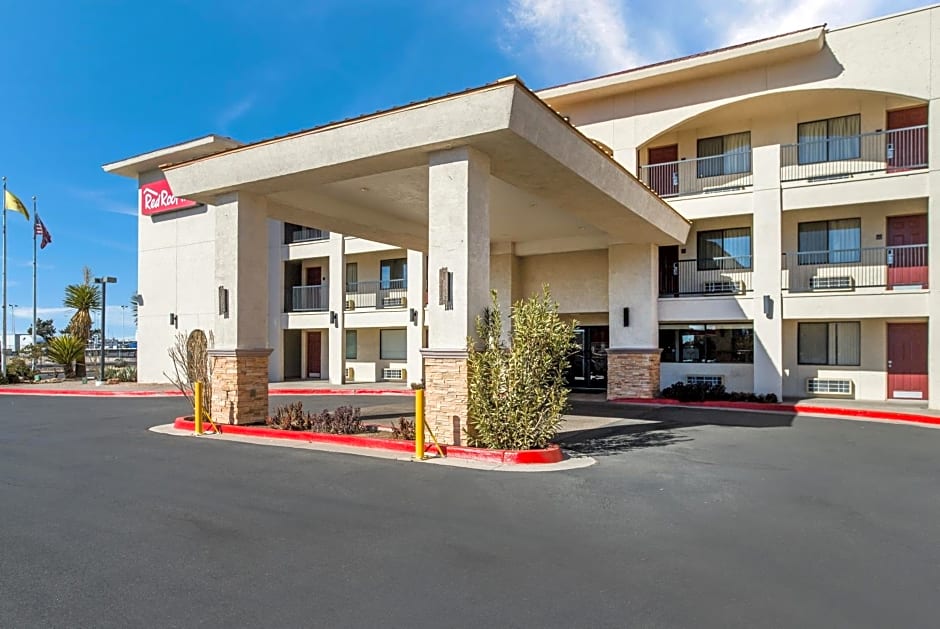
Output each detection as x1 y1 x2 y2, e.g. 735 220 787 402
467 288 576 450
166 330 213 417
27 318 57 342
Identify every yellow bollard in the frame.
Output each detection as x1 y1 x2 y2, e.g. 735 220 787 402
414 387 425 460
194 381 203 436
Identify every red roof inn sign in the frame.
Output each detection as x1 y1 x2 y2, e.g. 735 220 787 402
139 179 199 216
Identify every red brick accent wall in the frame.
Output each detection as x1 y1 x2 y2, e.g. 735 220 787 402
607 351 660 400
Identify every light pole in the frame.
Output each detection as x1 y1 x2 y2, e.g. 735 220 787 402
94 276 117 384
119 304 127 359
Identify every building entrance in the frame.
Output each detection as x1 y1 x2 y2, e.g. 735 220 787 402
567 326 609 390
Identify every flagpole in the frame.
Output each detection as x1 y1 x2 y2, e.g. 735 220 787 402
32 197 38 371
1 176 7 380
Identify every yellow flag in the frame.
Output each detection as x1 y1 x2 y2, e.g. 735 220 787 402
4 189 29 221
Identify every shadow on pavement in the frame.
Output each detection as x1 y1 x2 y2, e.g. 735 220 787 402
559 397 797 457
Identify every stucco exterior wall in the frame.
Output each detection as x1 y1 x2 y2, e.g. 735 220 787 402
137 170 218 383
518 249 608 314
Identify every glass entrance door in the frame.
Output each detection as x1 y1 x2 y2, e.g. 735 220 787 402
567 326 609 390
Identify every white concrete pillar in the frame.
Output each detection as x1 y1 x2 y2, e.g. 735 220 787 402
606 243 660 399
423 146 491 444
328 232 346 384
266 219 285 382
489 245 520 345
406 249 425 384
927 98 940 409
209 191 271 423
751 144 784 399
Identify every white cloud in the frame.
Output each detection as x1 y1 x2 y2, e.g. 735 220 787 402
503 0 654 77
216 96 256 130
710 0 910 47
67 187 137 217
501 0 923 83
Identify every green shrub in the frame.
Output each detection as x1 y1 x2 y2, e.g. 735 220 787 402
46 335 86 378
7 357 34 380
660 381 778 404
105 366 137 382
467 288 576 450
266 402 363 434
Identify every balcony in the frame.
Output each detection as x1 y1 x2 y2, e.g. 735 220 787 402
780 125 927 183
639 152 753 199
346 279 408 310
287 284 328 312
285 226 330 244
783 245 928 292
659 256 753 298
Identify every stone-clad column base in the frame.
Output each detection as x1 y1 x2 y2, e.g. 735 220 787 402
606 349 661 400
209 348 272 425
422 349 470 446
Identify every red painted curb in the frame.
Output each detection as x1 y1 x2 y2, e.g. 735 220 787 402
610 398 940 428
171 417 564 463
0 388 183 397
0 387 413 398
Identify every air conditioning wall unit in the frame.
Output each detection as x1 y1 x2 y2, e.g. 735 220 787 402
810 276 854 291
382 296 407 308
382 368 406 381
345 367 355 381
703 280 744 294
806 378 854 396
345 299 356 310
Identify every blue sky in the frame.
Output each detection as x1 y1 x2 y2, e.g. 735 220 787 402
0 0 925 339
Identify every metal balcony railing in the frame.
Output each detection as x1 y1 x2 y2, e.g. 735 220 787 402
286 227 330 244
638 151 753 198
783 244 928 291
658 256 753 297
780 125 928 182
287 284 329 312
346 279 408 310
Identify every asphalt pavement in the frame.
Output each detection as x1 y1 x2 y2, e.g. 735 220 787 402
1 394 938 628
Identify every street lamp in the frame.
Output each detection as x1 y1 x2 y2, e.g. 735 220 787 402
94 276 117 384
8 304 17 343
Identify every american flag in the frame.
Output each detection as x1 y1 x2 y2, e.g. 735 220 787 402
35 214 52 249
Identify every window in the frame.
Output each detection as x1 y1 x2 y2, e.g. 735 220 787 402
797 219 861 264
797 114 860 164
696 132 751 178
659 324 754 363
697 227 751 270
345 330 357 360
380 258 407 289
345 262 358 291
380 329 407 360
798 322 860 366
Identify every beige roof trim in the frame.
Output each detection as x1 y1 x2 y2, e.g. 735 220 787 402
538 26 826 106
102 135 242 178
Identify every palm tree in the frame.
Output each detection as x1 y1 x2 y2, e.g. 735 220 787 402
63 269 101 378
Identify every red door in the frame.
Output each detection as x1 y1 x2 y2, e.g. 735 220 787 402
886 215 928 289
887 323 928 400
306 331 322 379
886 106 927 172
647 145 679 197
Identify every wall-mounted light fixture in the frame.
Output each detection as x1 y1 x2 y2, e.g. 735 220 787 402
622 307 630 327
169 313 178 327
218 286 230 318
763 295 774 319
409 308 418 325
330 310 338 326
438 267 451 309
